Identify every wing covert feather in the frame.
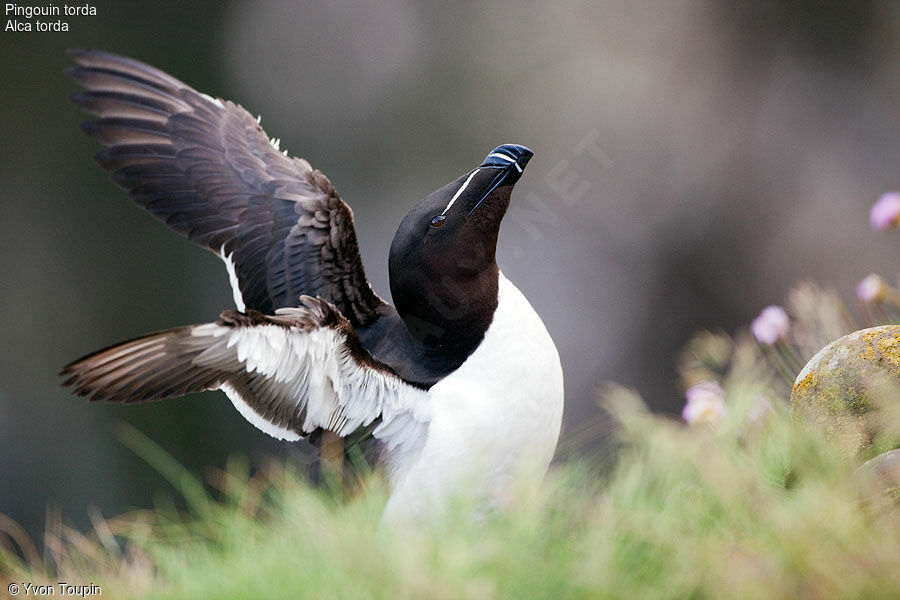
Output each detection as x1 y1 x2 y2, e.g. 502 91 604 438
60 297 426 447
66 49 385 324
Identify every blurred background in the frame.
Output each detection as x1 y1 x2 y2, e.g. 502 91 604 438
2 0 900 540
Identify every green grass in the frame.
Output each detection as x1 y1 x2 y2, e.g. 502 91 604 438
3 373 899 599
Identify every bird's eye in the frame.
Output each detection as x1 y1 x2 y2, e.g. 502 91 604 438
430 215 446 228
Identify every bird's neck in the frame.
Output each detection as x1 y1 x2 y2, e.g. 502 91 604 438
395 264 499 355
357 267 499 387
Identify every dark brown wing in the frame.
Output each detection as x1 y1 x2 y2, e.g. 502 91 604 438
60 297 427 445
65 49 385 325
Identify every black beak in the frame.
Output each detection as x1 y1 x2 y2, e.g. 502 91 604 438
479 143 533 171
468 144 533 216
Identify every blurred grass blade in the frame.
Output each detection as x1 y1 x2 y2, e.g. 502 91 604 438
114 421 212 519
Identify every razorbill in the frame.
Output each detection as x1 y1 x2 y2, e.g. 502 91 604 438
60 49 564 522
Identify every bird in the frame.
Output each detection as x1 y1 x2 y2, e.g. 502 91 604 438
60 49 564 522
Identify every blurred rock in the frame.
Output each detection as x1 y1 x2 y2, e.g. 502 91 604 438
791 326 900 455
857 449 900 492
855 448 900 511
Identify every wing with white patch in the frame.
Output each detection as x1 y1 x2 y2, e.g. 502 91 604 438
60 297 427 449
65 49 384 325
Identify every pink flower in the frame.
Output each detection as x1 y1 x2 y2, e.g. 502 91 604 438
869 192 900 231
751 306 790 346
857 274 886 303
682 381 727 426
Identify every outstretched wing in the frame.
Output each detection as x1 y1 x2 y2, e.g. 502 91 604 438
60 297 428 451
65 49 385 325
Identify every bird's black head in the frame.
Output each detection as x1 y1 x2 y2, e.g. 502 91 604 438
389 144 533 348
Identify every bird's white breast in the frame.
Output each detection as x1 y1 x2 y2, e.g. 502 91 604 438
382 272 564 523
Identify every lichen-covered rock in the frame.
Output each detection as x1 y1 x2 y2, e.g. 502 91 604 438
791 325 900 455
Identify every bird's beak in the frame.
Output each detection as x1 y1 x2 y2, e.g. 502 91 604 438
467 144 533 216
